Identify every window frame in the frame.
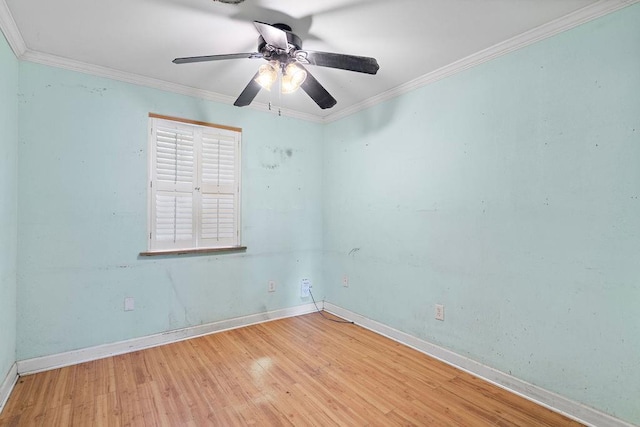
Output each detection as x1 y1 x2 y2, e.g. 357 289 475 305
140 113 245 256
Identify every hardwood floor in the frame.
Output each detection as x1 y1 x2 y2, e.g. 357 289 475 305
1 312 582 426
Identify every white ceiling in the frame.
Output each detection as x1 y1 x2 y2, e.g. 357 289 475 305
1 0 628 121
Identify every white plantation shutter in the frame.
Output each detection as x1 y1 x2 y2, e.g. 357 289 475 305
148 116 241 251
200 130 239 247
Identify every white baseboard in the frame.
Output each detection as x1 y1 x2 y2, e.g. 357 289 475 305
17 303 317 375
0 362 18 414
323 302 635 427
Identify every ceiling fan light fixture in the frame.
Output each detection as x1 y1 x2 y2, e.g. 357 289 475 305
281 63 307 94
174 21 377 109
255 62 278 91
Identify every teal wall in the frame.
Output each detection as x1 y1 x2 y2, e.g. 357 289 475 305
323 5 640 425
16 63 324 360
0 32 18 385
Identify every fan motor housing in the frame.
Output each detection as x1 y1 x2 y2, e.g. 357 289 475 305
258 23 302 63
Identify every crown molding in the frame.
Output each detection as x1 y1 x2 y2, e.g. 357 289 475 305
0 0 26 56
323 0 640 123
19 49 236 104
19 49 324 124
0 0 321 122
2 0 637 125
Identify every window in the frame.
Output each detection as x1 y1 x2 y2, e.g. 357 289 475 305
145 114 243 254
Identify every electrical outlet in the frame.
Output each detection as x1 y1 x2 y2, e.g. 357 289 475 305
268 280 276 292
342 275 349 287
124 297 135 311
300 278 311 297
435 304 444 321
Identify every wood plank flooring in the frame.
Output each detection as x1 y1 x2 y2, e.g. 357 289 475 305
0 312 583 426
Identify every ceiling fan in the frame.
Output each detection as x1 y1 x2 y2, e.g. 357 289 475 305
173 21 380 109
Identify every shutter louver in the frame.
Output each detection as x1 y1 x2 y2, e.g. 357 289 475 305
201 194 235 240
155 129 194 184
155 193 193 242
201 133 236 190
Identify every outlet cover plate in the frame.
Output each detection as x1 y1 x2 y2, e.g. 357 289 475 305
435 304 444 321
268 280 276 292
300 278 311 297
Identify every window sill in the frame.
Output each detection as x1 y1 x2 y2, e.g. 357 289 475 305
139 246 247 257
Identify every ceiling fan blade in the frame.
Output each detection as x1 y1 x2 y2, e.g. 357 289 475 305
233 71 262 107
295 50 379 74
253 21 289 50
173 52 262 64
299 67 337 110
